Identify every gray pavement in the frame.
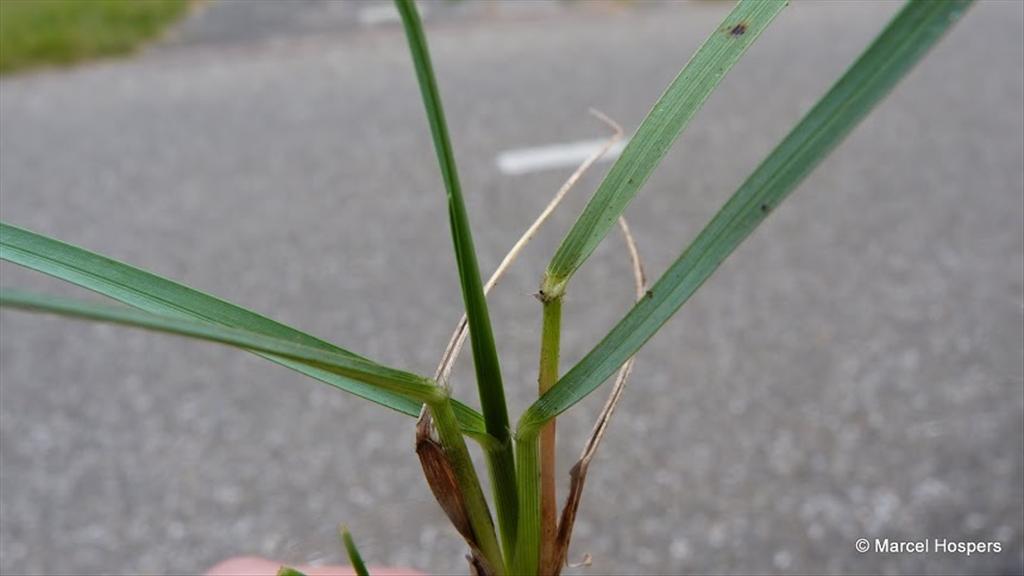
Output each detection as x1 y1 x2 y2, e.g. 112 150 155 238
1 1 1022 574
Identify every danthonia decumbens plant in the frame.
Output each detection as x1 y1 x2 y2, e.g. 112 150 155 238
0 0 972 574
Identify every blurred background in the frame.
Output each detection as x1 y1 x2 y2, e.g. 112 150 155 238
1 0 1021 574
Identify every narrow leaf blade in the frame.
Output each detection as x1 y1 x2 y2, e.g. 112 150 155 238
543 0 786 294
0 222 487 436
395 0 519 554
522 0 974 432
394 0 510 443
1 289 444 403
340 526 370 576
0 222 354 352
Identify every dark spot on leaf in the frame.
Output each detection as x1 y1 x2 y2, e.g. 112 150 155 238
760 203 771 213
645 290 654 299
729 23 748 36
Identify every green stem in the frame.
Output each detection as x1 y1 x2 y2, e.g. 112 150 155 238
538 297 562 573
512 270 564 576
430 396 505 574
512 430 541 575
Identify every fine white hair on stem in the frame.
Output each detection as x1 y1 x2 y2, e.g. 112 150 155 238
418 109 625 429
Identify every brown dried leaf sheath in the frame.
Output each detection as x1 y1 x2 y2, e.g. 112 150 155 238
415 423 496 576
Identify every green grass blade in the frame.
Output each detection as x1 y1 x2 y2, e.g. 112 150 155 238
1 289 445 404
542 0 786 296
521 0 974 434
0 222 357 352
340 526 370 576
395 0 518 556
0 222 488 437
394 0 510 445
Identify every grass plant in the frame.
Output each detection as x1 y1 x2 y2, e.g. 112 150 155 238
0 1 973 573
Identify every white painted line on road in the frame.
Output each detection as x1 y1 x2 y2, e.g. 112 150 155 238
495 138 628 176
357 5 401 26
357 3 431 26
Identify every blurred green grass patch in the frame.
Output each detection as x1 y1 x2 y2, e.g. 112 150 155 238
0 0 191 75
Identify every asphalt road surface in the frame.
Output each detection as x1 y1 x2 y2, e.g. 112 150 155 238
1 1 1022 574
